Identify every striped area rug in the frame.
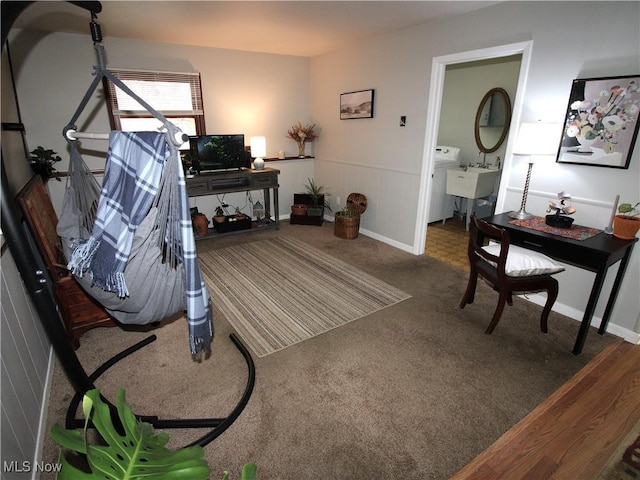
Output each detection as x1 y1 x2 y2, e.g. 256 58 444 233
199 237 411 357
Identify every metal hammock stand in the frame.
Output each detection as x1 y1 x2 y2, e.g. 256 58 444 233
1 1 255 448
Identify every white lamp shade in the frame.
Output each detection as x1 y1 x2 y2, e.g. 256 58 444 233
250 136 267 158
513 123 560 157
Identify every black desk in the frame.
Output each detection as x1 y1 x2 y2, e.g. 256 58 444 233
486 213 638 354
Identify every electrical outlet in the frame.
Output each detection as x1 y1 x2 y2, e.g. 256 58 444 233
336 196 341 206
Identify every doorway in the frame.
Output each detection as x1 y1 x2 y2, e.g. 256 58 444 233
414 41 533 261
426 55 522 268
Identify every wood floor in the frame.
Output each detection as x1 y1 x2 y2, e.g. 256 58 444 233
452 339 640 479
425 218 469 270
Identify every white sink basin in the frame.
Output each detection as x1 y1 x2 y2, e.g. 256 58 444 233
446 167 501 199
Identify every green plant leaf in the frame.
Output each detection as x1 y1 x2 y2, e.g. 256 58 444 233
241 462 257 480
618 202 640 218
51 388 210 479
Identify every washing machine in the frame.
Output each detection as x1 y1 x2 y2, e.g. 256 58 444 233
429 146 461 223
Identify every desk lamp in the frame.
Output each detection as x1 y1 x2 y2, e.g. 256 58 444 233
509 122 560 220
250 136 266 170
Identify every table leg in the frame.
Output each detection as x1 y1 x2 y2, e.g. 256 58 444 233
262 187 271 220
273 185 280 229
598 245 635 334
573 267 607 355
465 198 471 231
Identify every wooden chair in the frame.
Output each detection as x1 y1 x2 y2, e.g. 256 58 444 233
17 176 116 348
459 215 560 334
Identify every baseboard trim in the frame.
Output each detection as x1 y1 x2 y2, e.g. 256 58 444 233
521 292 639 344
358 227 414 253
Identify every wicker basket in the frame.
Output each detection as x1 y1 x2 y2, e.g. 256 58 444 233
334 214 360 239
334 193 367 239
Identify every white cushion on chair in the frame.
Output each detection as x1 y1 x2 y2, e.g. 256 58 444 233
482 244 565 277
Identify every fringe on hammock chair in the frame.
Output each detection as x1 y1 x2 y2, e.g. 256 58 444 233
57 45 212 359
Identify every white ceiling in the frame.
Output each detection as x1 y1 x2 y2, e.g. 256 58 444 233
13 1 501 57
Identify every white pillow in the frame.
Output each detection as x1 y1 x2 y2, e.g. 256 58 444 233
481 243 565 277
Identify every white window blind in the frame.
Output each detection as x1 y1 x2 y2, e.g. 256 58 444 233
104 69 205 143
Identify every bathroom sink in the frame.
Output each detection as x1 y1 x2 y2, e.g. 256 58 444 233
446 167 501 199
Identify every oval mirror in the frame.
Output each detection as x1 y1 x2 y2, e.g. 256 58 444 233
474 87 512 153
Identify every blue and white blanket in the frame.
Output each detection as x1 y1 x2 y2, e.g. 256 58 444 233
68 131 213 357
68 132 166 296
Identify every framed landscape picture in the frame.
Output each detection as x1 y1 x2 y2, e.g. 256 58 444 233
340 89 374 120
556 75 640 169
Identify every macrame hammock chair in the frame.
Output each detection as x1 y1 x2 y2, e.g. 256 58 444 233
59 44 212 358
2 2 254 448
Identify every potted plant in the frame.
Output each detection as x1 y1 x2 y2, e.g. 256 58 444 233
334 205 360 239
214 207 252 233
51 388 259 479
213 206 226 224
304 177 332 217
30 145 62 181
334 193 368 239
290 178 331 226
233 207 248 221
613 202 640 240
51 388 211 479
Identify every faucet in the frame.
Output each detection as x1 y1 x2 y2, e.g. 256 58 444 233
477 151 487 168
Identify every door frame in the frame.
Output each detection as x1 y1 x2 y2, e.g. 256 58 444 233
413 40 533 255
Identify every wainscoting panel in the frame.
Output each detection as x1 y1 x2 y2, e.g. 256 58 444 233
1 237 52 478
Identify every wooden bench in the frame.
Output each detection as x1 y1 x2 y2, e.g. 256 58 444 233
17 176 116 348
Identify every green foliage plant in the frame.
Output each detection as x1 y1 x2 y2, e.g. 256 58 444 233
222 462 257 480
618 202 639 219
30 145 62 181
336 204 359 218
50 388 210 479
304 177 332 212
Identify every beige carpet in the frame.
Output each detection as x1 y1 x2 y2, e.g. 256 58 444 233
41 222 616 480
199 237 411 357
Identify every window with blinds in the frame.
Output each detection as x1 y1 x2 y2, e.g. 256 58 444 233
103 69 205 148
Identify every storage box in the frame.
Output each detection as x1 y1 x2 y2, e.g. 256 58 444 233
290 193 324 226
213 215 252 233
290 214 323 226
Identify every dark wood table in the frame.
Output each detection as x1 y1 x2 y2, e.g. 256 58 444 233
485 213 638 354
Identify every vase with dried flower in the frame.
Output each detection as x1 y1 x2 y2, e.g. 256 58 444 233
287 121 317 158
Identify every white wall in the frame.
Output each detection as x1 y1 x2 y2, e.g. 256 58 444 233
8 29 315 217
310 1 640 337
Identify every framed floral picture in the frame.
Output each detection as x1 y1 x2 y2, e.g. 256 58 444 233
556 75 640 169
340 89 374 120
